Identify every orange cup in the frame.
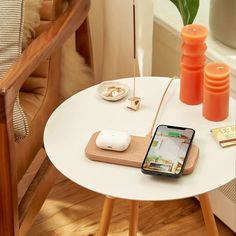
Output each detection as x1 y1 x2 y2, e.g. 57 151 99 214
203 63 230 121
180 24 208 105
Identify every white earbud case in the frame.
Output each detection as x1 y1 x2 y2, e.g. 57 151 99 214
96 130 131 151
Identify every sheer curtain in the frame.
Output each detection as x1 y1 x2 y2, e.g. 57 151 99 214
89 0 154 83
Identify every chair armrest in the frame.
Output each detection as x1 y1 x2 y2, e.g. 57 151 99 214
0 0 90 96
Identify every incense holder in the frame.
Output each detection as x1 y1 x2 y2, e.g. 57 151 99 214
126 97 141 110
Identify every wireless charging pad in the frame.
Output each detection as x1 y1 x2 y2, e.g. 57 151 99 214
85 131 199 175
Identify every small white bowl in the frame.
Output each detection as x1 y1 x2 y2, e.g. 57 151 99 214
97 81 129 101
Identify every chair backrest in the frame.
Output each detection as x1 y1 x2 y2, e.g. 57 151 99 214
0 0 92 235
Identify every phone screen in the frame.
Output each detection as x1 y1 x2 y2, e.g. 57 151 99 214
142 125 195 177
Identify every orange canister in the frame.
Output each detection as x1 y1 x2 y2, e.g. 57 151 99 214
180 24 208 105
203 62 230 121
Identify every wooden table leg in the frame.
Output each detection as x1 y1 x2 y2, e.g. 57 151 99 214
98 196 115 236
199 193 219 236
129 200 139 236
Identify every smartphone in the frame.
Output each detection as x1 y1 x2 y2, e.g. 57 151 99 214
141 125 195 177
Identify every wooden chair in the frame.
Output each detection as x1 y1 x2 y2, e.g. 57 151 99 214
0 0 92 235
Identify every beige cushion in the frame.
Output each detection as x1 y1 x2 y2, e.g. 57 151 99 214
0 0 29 140
23 0 43 49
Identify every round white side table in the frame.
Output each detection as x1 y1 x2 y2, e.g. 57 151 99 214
44 77 235 235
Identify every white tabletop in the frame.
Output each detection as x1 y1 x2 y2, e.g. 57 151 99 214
44 77 236 201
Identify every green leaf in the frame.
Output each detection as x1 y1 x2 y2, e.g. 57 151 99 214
170 0 199 25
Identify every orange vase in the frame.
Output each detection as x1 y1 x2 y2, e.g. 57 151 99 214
180 24 208 105
203 62 230 121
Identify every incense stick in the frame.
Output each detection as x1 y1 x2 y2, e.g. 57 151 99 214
133 0 136 98
126 0 140 110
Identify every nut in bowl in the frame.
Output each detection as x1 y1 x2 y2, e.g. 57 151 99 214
97 81 129 101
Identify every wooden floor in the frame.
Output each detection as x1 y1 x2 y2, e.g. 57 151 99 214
27 173 235 236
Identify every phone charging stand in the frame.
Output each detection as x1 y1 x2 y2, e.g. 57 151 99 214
85 131 199 175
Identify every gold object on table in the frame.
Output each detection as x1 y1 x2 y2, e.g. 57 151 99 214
210 125 236 148
126 97 141 111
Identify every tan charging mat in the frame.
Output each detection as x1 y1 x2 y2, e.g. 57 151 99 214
85 131 199 175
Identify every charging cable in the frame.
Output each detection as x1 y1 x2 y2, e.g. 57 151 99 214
146 76 178 138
